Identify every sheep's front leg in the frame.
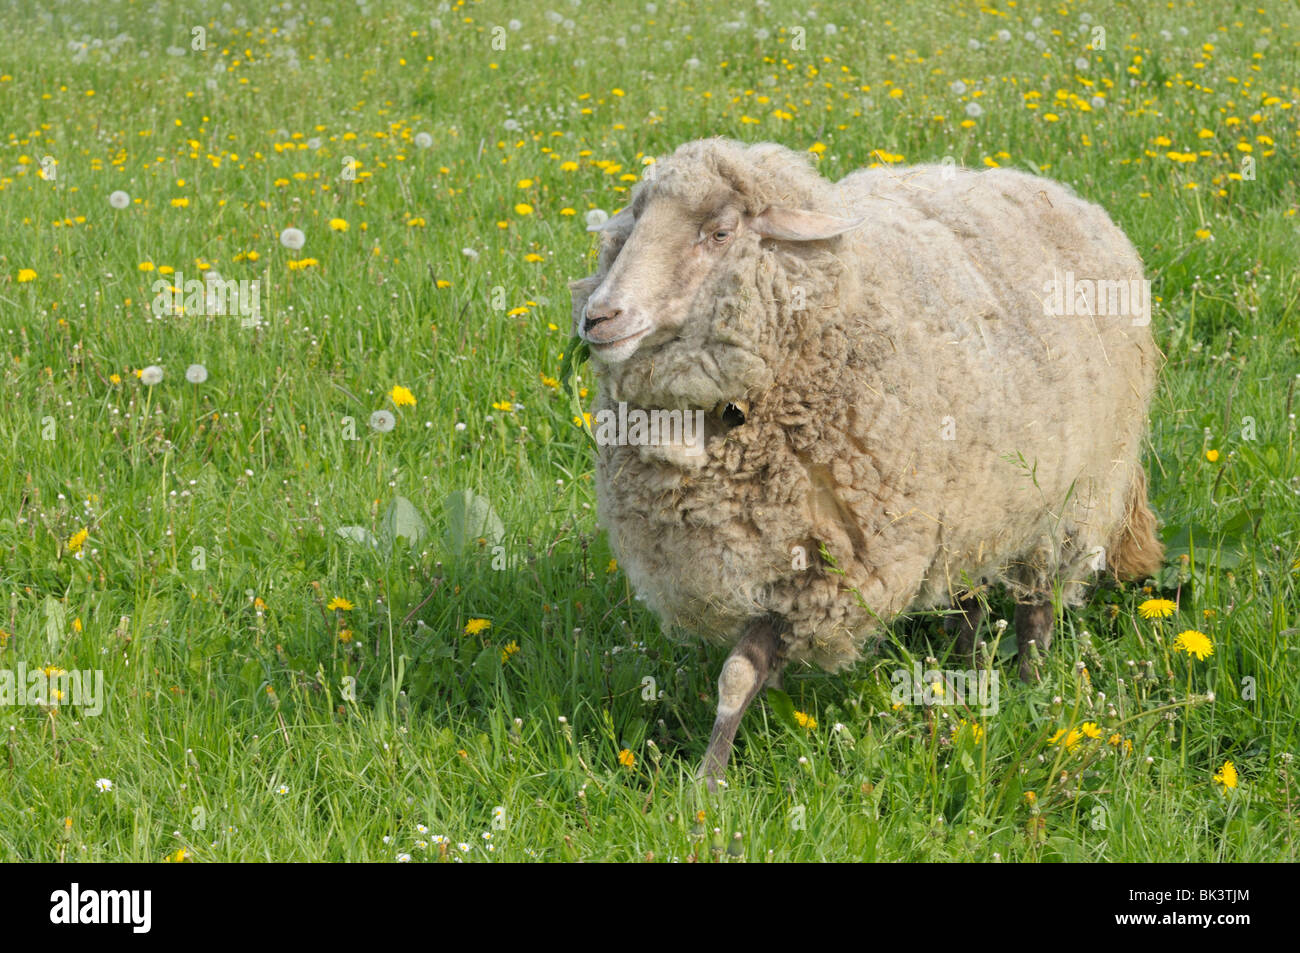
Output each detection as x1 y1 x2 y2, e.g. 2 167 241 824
1015 600 1054 683
698 617 786 791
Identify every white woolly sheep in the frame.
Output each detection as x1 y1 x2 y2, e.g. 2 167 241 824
569 138 1163 788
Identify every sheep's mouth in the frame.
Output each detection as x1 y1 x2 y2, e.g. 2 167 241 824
586 325 651 348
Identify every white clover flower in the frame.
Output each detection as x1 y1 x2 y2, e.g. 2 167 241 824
461 247 479 260
141 365 164 385
279 227 306 250
414 131 433 149
685 57 700 69
95 778 114 792
369 410 396 433
824 23 837 36
454 421 467 431
185 364 208 384
109 190 130 209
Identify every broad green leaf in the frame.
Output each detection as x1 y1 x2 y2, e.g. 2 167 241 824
444 489 505 551
765 687 799 732
336 525 379 549
381 495 428 552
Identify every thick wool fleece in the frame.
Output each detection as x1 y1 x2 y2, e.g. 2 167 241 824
575 139 1160 672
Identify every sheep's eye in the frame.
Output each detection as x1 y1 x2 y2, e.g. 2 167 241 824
711 229 732 244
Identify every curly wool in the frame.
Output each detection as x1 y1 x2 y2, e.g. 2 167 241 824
576 138 1161 672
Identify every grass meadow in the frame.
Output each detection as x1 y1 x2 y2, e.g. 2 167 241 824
0 0 1297 862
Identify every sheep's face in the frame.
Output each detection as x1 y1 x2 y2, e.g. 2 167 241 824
579 188 864 365
578 190 740 364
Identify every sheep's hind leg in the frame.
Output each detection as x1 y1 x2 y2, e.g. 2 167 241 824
947 595 984 658
1015 599 1054 683
698 616 786 792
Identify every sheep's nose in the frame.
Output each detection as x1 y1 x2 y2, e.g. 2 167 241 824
583 304 622 335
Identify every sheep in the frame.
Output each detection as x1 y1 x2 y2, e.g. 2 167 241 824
568 138 1163 788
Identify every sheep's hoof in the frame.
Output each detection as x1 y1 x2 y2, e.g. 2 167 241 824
697 760 725 794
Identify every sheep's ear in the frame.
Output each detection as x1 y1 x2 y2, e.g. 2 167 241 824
587 206 635 233
751 207 864 241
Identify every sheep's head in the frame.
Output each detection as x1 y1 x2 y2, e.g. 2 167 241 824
573 139 864 371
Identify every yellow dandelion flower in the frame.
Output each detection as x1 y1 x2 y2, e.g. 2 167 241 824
17 268 37 283
500 640 520 664
389 385 416 408
514 203 534 216
329 218 350 231
1213 760 1238 790
1081 722 1101 740
338 628 353 643
793 710 817 730
1139 598 1177 619
464 618 491 636
326 597 354 611
67 528 88 552
617 748 635 768
1049 728 1084 749
606 559 618 573
1173 629 1214 661
491 400 514 412
1205 448 1219 461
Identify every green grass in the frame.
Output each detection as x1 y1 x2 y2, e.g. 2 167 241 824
0 0 1297 861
